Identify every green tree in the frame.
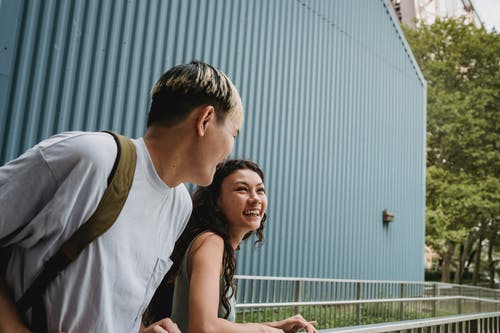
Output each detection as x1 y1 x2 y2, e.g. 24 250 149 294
403 19 500 285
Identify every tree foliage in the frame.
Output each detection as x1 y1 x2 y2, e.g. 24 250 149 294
403 19 500 284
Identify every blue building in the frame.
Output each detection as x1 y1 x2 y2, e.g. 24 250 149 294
0 0 426 281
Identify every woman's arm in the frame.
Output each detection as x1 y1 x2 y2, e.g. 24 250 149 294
187 233 283 333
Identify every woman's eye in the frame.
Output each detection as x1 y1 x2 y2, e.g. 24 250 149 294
258 188 266 194
236 187 247 192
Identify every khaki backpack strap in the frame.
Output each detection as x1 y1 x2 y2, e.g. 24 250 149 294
61 131 136 259
16 131 137 319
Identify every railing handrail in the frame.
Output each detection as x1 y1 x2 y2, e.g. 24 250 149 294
235 295 500 309
236 274 434 284
235 275 500 293
318 311 500 332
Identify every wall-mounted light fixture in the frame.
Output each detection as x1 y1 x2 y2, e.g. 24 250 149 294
383 209 395 223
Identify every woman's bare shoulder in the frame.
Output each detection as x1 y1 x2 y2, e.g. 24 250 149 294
190 231 224 255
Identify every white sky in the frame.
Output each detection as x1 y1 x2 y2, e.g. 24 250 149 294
472 0 500 31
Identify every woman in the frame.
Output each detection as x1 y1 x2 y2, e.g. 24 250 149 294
145 159 316 333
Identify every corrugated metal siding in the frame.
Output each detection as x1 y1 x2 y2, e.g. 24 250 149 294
0 0 426 281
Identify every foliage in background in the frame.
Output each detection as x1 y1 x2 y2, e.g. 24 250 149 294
236 303 471 329
403 19 499 287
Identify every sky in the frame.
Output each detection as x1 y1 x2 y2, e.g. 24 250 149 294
471 0 500 31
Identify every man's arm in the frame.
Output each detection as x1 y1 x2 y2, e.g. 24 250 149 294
0 133 115 332
0 147 56 333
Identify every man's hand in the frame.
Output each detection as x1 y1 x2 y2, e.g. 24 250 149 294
140 318 181 333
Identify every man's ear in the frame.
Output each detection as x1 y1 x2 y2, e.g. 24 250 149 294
196 105 215 136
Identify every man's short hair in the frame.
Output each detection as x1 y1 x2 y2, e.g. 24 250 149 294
147 61 242 127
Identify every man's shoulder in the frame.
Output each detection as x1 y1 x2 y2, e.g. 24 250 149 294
39 131 118 163
38 131 116 151
35 131 123 182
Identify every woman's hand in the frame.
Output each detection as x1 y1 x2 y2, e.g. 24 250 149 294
140 318 181 333
266 328 285 333
265 314 317 333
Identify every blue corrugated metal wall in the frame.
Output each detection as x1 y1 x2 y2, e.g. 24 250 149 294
0 0 426 281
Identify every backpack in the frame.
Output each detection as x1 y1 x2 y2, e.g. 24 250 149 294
3 131 136 332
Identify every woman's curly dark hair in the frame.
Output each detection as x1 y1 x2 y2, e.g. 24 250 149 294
144 159 266 324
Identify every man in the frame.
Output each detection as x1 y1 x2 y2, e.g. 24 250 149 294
0 61 243 333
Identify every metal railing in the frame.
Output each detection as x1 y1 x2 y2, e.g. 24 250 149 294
319 312 500 332
235 275 500 304
234 275 500 330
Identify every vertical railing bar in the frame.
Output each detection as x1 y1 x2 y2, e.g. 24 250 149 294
250 279 255 320
265 280 270 321
272 280 276 321
304 282 312 318
329 281 333 321
242 279 248 323
356 281 362 325
310 281 314 320
257 280 263 322
298 279 303 317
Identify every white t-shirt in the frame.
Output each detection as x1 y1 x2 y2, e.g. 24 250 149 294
0 131 192 332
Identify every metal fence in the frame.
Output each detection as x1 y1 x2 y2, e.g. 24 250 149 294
234 275 500 330
320 312 500 333
235 275 500 303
